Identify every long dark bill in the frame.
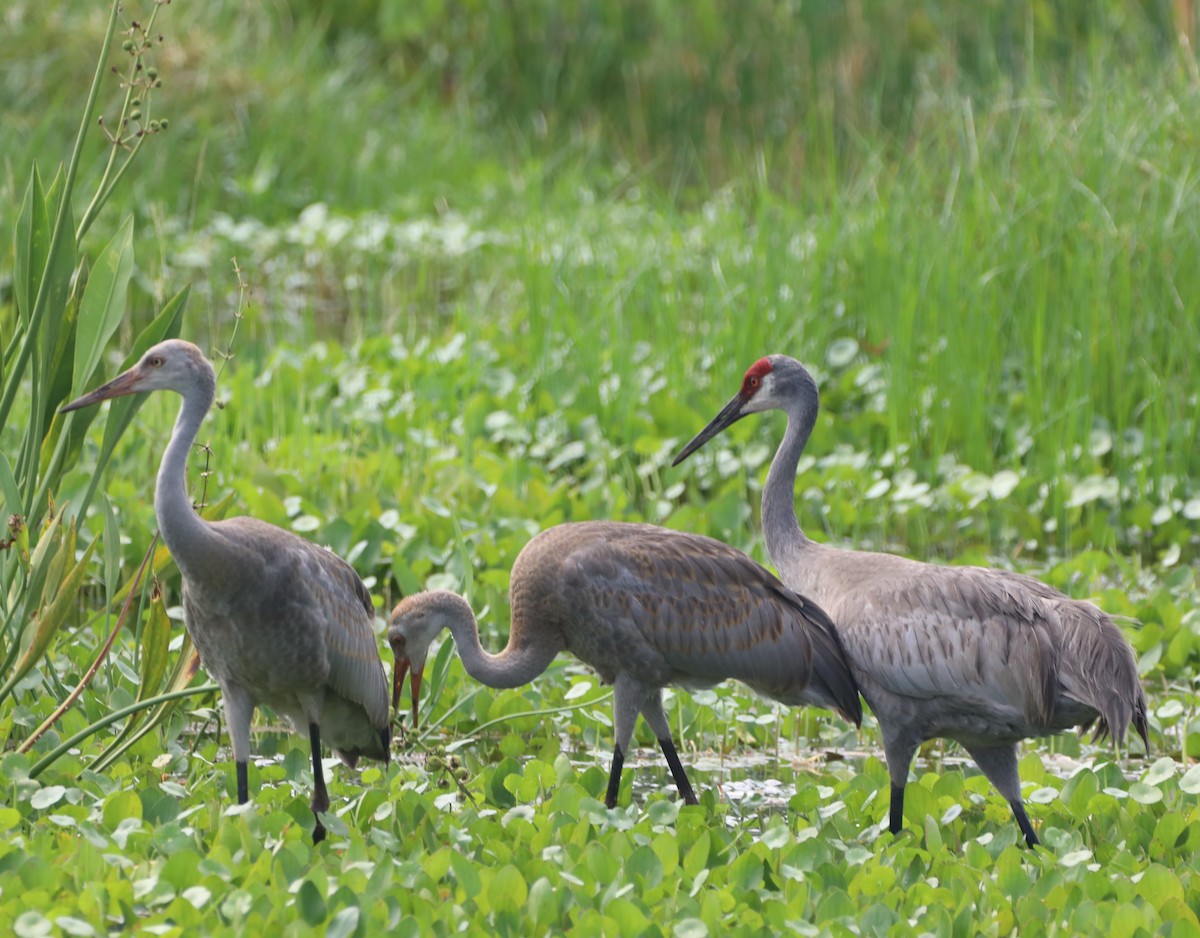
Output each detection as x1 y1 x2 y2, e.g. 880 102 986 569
392 656 423 729
671 393 749 466
60 369 142 413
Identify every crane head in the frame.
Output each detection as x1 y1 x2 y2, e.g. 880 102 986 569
60 339 215 413
387 591 466 728
671 356 777 466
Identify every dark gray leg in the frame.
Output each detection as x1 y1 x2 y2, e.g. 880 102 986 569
657 736 699 806
309 722 329 845
639 691 699 806
881 730 920 836
889 781 905 835
236 760 249 804
964 742 1039 848
607 675 644 808
605 746 626 809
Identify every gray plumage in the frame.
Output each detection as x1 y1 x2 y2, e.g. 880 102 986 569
62 340 390 844
673 354 1149 847
388 520 861 807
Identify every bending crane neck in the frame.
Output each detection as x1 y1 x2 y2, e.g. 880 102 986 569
449 614 562 689
154 382 217 569
761 398 817 563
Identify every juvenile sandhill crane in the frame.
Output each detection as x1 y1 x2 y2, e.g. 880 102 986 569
62 340 390 844
388 521 862 808
673 354 1149 847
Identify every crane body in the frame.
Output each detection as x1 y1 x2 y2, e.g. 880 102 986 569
673 354 1148 846
389 520 862 808
62 340 390 843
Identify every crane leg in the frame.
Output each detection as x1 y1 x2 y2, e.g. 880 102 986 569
236 761 249 804
963 742 1039 848
606 675 644 808
881 731 919 836
1010 800 1040 848
309 722 329 845
640 692 698 806
657 737 699 806
605 747 626 809
221 686 254 805
888 781 905 835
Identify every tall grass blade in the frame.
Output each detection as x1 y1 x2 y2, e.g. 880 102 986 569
90 637 203 773
71 216 134 396
17 534 156 753
29 682 220 779
0 529 96 702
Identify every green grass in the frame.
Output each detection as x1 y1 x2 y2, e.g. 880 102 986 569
4 0 1200 934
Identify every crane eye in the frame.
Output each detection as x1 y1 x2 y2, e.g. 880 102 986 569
148 356 164 368
748 376 760 389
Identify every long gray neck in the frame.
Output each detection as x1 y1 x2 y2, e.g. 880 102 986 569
449 613 562 689
761 380 822 582
154 380 217 569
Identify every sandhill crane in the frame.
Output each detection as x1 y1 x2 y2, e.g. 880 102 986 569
388 521 862 808
672 354 1149 847
62 340 391 844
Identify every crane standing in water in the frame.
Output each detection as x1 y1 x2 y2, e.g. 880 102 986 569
388 520 862 808
673 354 1149 846
63 340 391 844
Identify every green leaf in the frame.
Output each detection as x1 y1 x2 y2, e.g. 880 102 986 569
101 789 142 829
53 918 95 937
137 587 172 702
683 832 710 877
0 453 21 522
30 785 66 810
625 845 664 890
487 865 528 913
1143 757 1176 787
13 911 52 938
1178 763 1200 794
1 525 96 699
72 215 134 396
326 906 359 938
296 880 327 926
449 849 481 898
100 492 121 596
760 820 791 849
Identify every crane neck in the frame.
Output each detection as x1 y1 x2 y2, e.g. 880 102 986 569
448 611 563 689
154 376 218 572
761 388 818 565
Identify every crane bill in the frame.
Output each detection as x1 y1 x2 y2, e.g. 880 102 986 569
671 392 747 466
60 369 144 413
392 655 423 728
409 666 422 729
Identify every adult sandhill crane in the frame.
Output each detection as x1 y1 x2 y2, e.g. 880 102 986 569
62 340 390 844
673 354 1149 847
388 521 862 808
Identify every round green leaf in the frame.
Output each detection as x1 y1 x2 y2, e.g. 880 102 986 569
297 880 327 926
326 906 359 938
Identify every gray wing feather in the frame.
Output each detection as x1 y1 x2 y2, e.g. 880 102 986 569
294 544 390 729
562 525 861 722
829 565 1062 726
212 517 389 729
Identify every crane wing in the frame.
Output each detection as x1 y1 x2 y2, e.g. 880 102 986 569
214 517 389 730
828 564 1060 726
295 543 390 729
561 524 861 722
